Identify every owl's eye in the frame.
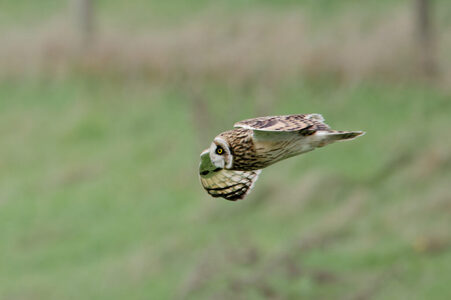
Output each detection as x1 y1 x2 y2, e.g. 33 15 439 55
216 146 224 155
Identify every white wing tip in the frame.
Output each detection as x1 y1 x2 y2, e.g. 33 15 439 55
234 122 250 129
306 113 325 122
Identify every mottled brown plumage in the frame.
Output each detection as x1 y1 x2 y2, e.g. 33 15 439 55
234 114 330 132
199 114 364 201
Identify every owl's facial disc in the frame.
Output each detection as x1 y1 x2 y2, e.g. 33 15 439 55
210 137 233 169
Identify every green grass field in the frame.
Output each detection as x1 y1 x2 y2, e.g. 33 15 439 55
1 1 451 299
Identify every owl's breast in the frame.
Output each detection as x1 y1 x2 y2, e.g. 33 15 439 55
230 138 290 171
223 129 311 171
246 136 312 170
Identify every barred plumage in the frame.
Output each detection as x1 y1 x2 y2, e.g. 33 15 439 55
199 114 364 201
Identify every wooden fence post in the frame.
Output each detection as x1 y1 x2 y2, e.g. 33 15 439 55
72 0 95 50
415 0 438 77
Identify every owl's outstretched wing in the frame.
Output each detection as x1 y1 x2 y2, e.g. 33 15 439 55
199 169 261 201
234 114 330 132
234 114 364 143
199 150 261 201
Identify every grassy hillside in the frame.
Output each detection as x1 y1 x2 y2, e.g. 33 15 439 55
0 77 450 299
1 0 451 299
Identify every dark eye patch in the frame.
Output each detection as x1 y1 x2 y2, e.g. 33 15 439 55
215 146 224 155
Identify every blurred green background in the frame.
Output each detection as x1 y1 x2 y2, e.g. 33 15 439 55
1 0 451 299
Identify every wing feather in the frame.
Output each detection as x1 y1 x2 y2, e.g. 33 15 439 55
199 169 261 201
199 151 261 201
234 114 330 132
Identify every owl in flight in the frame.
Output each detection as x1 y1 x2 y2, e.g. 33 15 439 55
199 114 364 201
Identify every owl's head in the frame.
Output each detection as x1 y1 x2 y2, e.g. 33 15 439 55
209 137 233 169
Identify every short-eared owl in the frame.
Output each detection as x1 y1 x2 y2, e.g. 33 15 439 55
199 114 364 201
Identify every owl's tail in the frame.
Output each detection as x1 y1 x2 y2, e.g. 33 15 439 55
314 130 365 147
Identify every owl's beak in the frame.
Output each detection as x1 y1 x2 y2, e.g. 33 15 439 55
211 155 225 169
